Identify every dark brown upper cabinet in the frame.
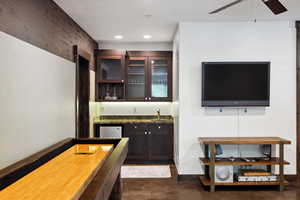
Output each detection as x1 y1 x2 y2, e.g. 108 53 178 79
126 57 147 101
96 50 172 102
99 56 124 81
148 56 172 101
126 51 172 102
96 50 126 101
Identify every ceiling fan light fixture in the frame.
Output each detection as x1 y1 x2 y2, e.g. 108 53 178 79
262 0 288 15
208 0 288 15
209 0 244 14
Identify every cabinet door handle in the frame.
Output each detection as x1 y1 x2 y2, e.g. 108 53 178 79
158 126 161 129
144 131 147 135
145 97 148 100
149 97 151 100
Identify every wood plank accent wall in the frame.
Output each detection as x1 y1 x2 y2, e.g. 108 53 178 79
0 0 98 70
296 21 300 179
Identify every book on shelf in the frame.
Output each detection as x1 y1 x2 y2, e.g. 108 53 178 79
238 175 277 182
240 169 271 176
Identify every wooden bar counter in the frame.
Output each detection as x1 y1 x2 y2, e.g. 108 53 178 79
0 138 128 200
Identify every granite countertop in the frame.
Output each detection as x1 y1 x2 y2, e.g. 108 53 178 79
94 115 174 124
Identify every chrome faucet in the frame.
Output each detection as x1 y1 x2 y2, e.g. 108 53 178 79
156 108 161 121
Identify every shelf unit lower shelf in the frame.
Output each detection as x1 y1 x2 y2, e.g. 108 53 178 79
199 157 290 166
199 176 288 186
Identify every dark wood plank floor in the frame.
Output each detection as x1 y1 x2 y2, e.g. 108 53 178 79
122 165 299 200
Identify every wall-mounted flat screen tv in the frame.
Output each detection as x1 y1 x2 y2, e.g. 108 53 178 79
202 62 270 107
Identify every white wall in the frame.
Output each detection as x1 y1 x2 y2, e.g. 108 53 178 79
176 21 297 175
0 31 75 169
99 41 172 51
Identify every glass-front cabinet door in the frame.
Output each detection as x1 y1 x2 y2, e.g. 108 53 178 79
126 57 147 100
98 56 124 81
148 57 171 101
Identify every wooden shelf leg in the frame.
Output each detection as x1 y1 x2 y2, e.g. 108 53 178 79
279 143 284 192
266 144 272 173
204 144 209 179
209 144 215 192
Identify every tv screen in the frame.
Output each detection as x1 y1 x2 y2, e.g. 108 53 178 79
202 62 270 107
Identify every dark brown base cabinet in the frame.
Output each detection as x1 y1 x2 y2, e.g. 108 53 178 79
123 123 173 163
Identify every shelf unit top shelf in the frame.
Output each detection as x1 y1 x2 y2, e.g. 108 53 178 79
199 157 290 166
198 137 291 145
199 176 288 186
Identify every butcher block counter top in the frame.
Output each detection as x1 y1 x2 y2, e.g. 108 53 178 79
0 144 113 200
94 115 174 124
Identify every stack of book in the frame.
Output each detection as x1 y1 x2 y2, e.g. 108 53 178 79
238 170 277 182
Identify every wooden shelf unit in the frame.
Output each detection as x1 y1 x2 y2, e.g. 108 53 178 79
198 137 291 192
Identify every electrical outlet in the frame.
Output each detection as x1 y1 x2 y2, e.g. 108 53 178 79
100 107 104 112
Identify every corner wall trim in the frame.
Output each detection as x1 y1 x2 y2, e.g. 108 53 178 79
177 174 200 183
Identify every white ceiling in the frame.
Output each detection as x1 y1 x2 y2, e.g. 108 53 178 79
54 0 300 42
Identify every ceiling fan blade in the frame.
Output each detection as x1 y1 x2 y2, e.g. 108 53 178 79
262 0 287 15
209 0 244 14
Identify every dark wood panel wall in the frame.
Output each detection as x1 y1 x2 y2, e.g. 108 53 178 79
296 21 300 179
0 0 98 70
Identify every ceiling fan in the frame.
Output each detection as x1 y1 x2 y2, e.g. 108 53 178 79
209 0 288 15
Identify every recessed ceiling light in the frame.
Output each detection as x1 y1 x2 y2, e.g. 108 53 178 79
143 35 152 39
114 35 123 40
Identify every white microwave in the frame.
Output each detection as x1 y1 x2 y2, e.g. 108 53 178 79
99 126 122 138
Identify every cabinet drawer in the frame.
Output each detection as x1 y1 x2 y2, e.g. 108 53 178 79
124 124 147 134
148 124 172 135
